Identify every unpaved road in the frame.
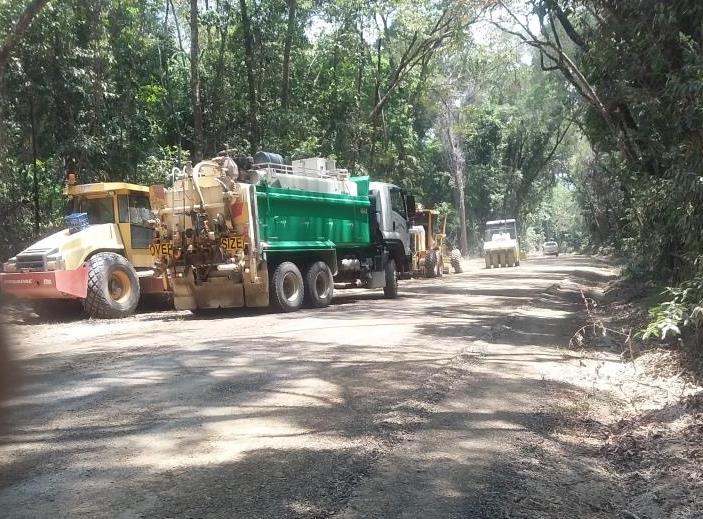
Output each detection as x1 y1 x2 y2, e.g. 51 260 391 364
0 256 619 518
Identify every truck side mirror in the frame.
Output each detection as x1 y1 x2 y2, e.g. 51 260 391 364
404 194 416 220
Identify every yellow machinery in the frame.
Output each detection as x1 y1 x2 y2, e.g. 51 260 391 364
483 219 520 268
1 181 168 319
410 208 445 278
409 208 463 277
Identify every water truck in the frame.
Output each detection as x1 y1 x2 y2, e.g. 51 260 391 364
150 152 414 312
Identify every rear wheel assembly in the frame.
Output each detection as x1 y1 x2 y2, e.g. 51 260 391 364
83 252 140 319
271 261 305 312
303 261 333 308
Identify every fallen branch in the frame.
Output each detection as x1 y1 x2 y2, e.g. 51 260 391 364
568 288 640 373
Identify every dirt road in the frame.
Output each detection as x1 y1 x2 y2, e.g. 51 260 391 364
0 256 619 518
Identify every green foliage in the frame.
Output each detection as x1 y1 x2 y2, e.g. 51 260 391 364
644 279 703 340
526 0 703 338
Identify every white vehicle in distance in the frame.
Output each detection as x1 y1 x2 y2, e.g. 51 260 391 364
543 241 559 257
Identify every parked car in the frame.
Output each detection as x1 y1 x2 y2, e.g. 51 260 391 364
543 241 559 256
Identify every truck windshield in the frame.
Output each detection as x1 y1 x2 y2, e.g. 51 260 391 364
485 225 516 240
73 197 115 225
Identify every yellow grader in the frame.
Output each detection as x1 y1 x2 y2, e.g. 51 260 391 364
410 208 462 277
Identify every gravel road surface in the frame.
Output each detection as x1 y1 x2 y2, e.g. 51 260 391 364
0 256 615 518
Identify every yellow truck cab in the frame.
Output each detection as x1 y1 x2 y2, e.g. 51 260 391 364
0 182 168 319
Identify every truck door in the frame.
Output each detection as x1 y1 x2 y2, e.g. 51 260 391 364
389 187 410 255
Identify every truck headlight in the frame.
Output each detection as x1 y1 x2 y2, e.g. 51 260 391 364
2 257 17 273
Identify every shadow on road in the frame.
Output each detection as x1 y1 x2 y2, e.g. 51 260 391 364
0 255 626 518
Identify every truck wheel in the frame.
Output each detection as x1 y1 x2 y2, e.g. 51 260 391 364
507 250 516 267
424 250 437 278
83 252 140 319
304 261 333 309
383 258 398 298
271 261 304 312
436 253 443 278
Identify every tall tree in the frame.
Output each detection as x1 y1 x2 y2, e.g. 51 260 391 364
190 0 204 161
239 0 258 152
280 0 296 109
438 97 470 256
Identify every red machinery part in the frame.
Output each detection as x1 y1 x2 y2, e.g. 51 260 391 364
0 265 88 299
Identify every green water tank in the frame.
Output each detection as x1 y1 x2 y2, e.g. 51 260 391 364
256 182 371 252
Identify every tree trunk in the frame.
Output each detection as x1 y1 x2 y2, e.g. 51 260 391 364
444 123 469 255
0 0 51 155
455 180 469 256
239 0 259 153
439 102 469 256
29 93 39 237
280 0 296 109
190 0 204 162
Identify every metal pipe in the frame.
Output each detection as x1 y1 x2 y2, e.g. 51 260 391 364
159 202 226 215
216 264 240 271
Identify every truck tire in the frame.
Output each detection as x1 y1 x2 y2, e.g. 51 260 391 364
383 258 398 298
424 250 437 278
82 252 140 319
271 261 304 312
436 253 443 278
304 261 334 309
508 250 516 267
450 249 463 273
485 253 491 269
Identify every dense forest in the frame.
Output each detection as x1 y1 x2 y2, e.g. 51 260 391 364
1 1 702 333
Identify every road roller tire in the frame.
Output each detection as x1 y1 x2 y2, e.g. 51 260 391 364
82 252 140 319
